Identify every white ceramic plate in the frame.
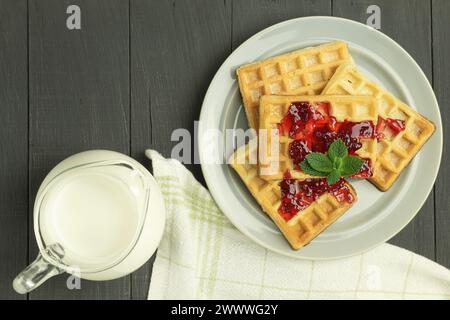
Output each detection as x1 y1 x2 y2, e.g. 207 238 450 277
198 17 442 259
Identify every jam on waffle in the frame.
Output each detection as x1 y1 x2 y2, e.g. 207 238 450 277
279 175 355 221
258 95 379 181
279 101 379 179
229 142 357 250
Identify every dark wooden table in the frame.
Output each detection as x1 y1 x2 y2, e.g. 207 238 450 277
0 0 448 300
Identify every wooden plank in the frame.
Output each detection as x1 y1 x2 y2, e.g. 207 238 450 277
129 0 232 299
333 0 435 260
28 0 130 299
0 0 28 300
432 0 450 268
232 0 331 49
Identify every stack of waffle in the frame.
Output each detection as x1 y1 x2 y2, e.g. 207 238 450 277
229 41 435 250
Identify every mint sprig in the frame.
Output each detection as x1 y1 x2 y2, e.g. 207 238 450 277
340 156 365 176
300 139 364 185
300 160 326 176
328 138 348 161
304 152 333 173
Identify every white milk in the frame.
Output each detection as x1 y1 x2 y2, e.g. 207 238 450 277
13 151 164 294
39 168 141 270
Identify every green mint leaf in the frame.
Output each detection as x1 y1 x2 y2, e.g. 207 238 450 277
340 156 365 176
305 152 333 173
327 169 341 185
328 139 347 162
300 160 327 177
333 157 343 171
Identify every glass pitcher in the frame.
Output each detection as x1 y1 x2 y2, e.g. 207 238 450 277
13 150 165 294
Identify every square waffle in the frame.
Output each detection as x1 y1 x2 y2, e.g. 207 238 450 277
229 142 357 250
258 95 378 181
322 62 436 191
236 41 353 129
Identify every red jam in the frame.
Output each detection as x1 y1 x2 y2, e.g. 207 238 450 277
281 101 376 178
288 140 311 164
354 159 373 178
376 117 406 138
278 178 354 221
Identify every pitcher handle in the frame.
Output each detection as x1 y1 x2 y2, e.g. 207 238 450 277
13 246 65 294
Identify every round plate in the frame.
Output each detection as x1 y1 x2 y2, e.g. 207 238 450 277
198 16 442 259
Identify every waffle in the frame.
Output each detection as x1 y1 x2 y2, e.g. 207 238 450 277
236 41 353 129
322 62 436 191
258 95 378 181
229 142 357 250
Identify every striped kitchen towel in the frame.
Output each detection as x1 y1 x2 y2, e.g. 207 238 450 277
145 150 450 300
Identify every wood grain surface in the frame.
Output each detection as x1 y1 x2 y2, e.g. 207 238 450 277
432 0 450 269
0 0 28 300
